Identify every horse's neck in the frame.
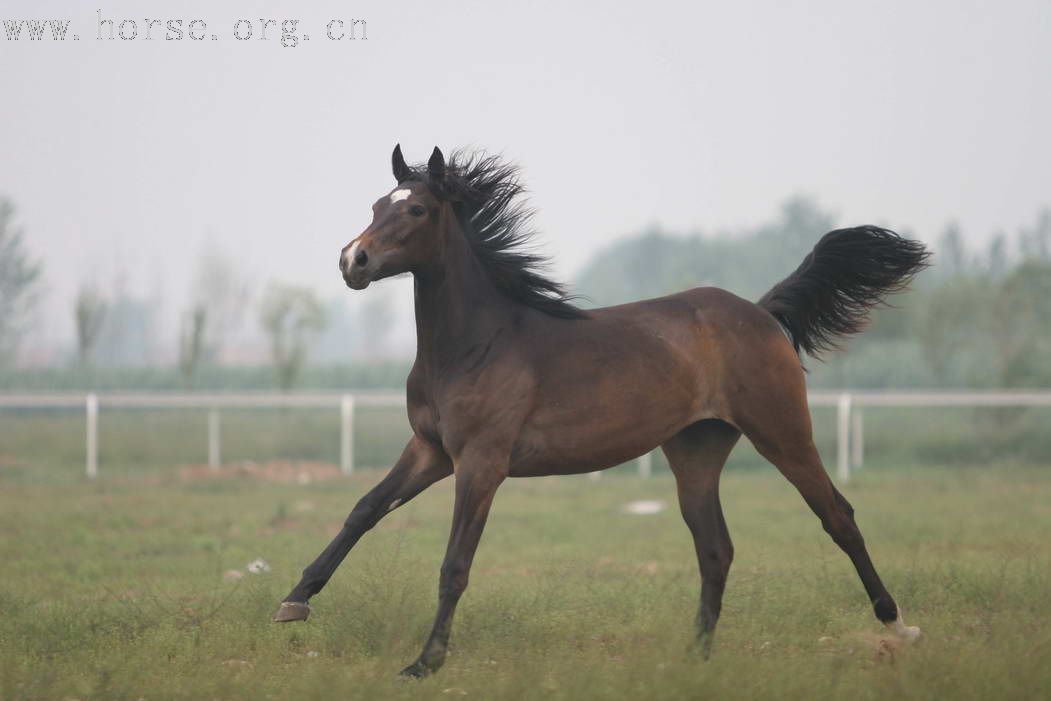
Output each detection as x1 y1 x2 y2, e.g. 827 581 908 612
412 229 507 369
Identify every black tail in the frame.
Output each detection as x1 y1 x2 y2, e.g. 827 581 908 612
758 226 930 358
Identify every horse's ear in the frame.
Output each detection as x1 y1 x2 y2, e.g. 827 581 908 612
428 146 445 180
392 143 412 183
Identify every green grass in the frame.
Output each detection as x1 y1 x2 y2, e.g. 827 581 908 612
2 465 1050 700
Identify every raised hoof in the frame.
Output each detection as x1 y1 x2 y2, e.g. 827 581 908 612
272 601 311 623
398 661 433 680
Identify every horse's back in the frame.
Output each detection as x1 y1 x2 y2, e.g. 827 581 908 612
505 286 801 475
585 286 784 345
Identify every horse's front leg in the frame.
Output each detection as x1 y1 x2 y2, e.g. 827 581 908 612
273 436 451 622
399 451 507 678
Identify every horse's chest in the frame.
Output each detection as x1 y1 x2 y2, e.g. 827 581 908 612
406 389 467 446
407 398 441 446
407 356 536 458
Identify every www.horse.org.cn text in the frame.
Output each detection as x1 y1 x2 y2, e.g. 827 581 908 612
2 11 368 48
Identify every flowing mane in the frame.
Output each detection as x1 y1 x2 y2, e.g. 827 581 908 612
405 150 587 319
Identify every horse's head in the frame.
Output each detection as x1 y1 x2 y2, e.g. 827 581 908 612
340 144 452 290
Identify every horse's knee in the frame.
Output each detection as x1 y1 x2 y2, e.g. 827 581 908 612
815 493 864 548
823 515 864 549
832 488 856 519
344 494 379 529
700 542 733 583
710 545 732 573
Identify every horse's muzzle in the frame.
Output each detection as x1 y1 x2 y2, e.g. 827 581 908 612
342 266 372 290
339 242 373 289
344 274 371 290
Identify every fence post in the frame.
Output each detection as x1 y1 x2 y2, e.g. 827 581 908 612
836 392 852 483
86 393 98 480
208 408 221 469
340 395 355 475
638 451 653 478
851 408 864 470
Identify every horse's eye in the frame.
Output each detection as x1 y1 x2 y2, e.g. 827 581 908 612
408 204 426 217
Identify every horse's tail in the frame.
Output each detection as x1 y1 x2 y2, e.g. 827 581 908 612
758 226 930 358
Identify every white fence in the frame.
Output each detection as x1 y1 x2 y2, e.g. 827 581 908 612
0 392 402 479
2 390 1050 482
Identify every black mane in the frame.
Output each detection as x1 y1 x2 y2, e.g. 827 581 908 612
406 150 586 319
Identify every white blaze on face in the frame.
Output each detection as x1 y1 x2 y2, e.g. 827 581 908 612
344 240 360 269
389 189 411 203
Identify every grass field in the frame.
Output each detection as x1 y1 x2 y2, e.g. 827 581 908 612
2 463 1050 700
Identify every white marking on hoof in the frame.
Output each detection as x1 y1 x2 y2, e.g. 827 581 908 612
887 615 921 642
390 188 411 203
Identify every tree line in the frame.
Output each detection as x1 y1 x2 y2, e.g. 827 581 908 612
0 195 332 390
2 193 1049 390
575 197 1051 389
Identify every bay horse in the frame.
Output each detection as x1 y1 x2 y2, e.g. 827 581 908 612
274 145 929 678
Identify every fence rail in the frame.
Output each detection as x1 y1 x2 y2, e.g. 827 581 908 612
2 390 1050 481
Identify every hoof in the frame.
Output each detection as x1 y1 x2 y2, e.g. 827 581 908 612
688 635 714 660
887 618 921 643
398 661 432 680
272 601 311 623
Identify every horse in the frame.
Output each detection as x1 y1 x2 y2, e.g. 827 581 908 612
273 144 930 678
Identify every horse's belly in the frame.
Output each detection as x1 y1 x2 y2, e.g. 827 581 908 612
507 392 701 477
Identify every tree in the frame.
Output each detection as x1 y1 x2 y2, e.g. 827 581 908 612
937 221 968 277
918 276 996 385
0 197 42 363
575 195 837 306
191 245 250 363
74 285 107 366
1018 208 1051 261
178 305 207 388
992 261 1051 387
985 233 1010 279
93 278 158 366
169 246 249 386
917 260 1051 388
259 283 326 391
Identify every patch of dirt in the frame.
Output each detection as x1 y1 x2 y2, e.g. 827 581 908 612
592 556 665 576
813 630 920 664
853 630 917 664
177 460 344 484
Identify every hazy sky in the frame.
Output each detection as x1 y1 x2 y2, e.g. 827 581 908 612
4 0 1050 353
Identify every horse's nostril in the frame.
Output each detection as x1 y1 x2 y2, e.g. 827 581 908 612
354 249 369 267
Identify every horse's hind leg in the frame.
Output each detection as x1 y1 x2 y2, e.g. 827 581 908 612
661 419 741 657
738 395 921 641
